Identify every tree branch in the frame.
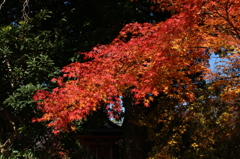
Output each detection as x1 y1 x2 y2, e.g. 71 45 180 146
22 0 30 21
0 0 6 10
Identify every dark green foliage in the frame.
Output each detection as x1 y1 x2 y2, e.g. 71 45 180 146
0 11 60 158
3 84 44 111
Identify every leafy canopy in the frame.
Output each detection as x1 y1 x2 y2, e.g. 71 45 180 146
34 0 240 133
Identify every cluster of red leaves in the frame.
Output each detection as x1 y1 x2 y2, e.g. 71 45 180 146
33 0 240 133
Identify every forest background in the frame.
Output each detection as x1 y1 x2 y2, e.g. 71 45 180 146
0 0 240 159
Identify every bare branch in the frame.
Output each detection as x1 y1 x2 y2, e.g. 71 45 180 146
22 0 30 21
0 0 6 10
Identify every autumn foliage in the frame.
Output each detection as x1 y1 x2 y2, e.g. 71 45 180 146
34 0 240 133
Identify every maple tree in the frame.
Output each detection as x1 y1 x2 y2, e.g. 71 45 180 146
34 0 240 132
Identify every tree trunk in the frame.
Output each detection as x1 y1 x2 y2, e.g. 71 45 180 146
122 96 148 159
0 106 19 156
